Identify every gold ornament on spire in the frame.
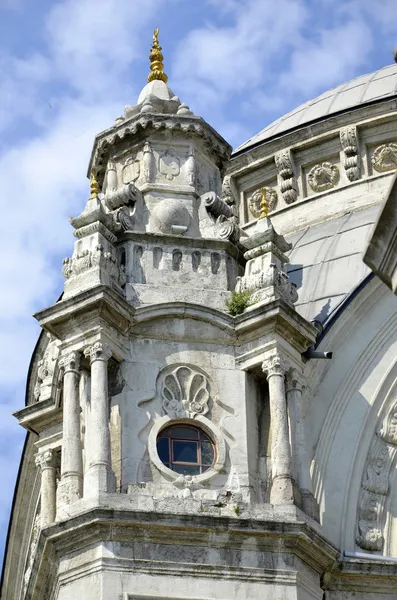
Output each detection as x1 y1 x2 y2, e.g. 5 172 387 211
90 169 100 199
148 27 168 84
259 187 269 218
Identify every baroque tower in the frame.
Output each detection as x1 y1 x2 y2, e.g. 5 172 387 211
3 30 347 600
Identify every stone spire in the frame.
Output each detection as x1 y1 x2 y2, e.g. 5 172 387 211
148 27 168 83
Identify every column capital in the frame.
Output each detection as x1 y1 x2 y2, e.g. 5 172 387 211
84 341 112 364
35 449 56 470
285 368 306 392
262 353 289 379
59 350 81 374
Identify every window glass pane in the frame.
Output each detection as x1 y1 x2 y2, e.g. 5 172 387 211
173 464 201 475
172 440 198 463
170 426 199 440
157 438 170 463
201 440 214 465
201 464 211 473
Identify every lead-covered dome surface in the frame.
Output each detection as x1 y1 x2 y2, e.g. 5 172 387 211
236 64 397 152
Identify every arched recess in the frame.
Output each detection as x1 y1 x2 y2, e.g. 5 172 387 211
303 275 397 553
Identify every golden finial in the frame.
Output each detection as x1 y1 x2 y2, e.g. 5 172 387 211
259 187 269 218
90 169 99 199
148 27 168 84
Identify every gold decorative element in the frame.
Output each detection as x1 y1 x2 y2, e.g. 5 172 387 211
90 169 99 199
148 27 168 84
248 187 278 219
259 187 269 218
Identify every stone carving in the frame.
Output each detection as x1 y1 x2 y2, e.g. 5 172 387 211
106 160 118 191
308 162 339 193
23 512 41 595
248 188 277 219
275 150 298 204
372 143 397 173
236 258 298 305
185 146 195 186
340 126 360 181
203 192 234 221
34 341 58 402
103 182 141 211
62 245 126 289
152 198 190 235
356 399 397 551
122 155 140 184
262 354 289 378
84 341 112 363
111 205 135 232
59 351 80 373
162 366 210 419
159 148 180 181
221 175 236 205
142 141 155 183
215 215 243 247
35 449 55 470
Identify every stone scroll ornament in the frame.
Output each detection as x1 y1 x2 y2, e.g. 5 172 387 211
340 126 360 182
308 162 340 193
356 398 397 552
248 187 278 219
162 366 210 419
371 143 397 173
275 149 298 204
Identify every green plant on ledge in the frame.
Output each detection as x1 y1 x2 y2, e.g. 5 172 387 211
226 289 254 316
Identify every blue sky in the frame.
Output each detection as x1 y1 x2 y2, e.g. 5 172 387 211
0 0 396 567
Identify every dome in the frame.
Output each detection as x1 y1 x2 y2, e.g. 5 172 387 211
236 63 397 152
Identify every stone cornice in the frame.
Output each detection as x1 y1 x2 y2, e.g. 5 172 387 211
88 113 232 183
25 504 339 599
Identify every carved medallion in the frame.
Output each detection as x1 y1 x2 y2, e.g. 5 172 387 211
248 187 277 219
159 149 180 181
308 162 339 193
371 143 397 173
122 155 140 184
162 366 210 419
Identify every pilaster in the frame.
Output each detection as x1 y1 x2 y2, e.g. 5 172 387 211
35 449 57 528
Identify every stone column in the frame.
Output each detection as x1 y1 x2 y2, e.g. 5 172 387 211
84 341 115 495
286 369 319 519
262 354 295 505
57 351 83 505
35 449 56 527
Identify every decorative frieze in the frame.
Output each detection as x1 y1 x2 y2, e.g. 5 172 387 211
308 161 340 193
371 142 397 173
248 188 278 219
340 125 360 181
162 365 210 419
275 149 298 204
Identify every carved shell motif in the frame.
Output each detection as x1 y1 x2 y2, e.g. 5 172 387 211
162 366 210 419
371 143 397 173
308 162 339 193
248 187 278 219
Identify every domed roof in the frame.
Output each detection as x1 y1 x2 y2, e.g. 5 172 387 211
235 63 397 152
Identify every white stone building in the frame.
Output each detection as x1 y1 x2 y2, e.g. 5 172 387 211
3 31 397 600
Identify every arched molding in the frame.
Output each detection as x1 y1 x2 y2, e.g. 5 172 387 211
131 301 235 338
303 275 397 550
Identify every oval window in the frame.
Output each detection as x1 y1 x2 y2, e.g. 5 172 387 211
156 424 215 476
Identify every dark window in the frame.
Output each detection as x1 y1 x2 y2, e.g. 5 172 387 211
157 424 215 475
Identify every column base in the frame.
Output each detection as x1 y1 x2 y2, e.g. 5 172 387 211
84 463 116 497
301 489 320 522
270 475 297 505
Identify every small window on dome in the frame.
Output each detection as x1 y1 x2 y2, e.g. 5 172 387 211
156 424 215 476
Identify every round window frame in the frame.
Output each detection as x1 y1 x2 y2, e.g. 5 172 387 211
148 415 226 484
